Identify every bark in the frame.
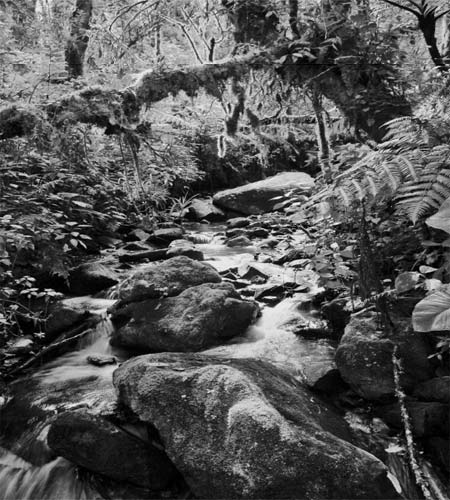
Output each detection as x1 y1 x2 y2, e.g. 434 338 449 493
418 12 448 72
65 0 93 79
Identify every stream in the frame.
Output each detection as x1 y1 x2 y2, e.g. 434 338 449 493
0 223 403 499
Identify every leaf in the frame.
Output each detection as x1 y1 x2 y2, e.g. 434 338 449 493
424 279 442 292
426 197 450 234
412 284 450 332
395 272 421 293
419 265 437 275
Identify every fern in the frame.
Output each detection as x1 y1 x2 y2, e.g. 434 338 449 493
321 117 450 223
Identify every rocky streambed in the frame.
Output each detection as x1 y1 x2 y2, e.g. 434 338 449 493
0 175 448 500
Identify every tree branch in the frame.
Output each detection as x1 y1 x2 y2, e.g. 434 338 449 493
0 48 283 139
380 0 420 17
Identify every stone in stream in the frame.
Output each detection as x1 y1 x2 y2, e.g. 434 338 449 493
114 256 222 306
45 302 91 342
166 240 204 261
87 354 117 366
335 314 433 401
226 235 252 247
227 216 250 228
213 172 314 216
47 411 177 490
185 198 226 222
111 282 260 353
68 262 119 295
113 353 399 500
118 248 167 263
148 227 184 245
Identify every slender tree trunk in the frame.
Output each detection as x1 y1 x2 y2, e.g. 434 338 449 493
311 89 332 181
65 0 92 79
440 13 450 65
419 13 447 72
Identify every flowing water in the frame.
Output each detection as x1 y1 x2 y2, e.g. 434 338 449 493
0 224 412 499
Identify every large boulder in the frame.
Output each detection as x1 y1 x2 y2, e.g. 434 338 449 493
68 262 119 295
213 172 314 215
335 314 432 401
47 411 177 489
114 256 221 306
114 353 398 500
111 282 259 352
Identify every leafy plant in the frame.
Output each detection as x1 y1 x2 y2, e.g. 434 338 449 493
412 284 450 332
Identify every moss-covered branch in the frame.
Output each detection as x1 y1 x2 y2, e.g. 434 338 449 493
0 48 280 139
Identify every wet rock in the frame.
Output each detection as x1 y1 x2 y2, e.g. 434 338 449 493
114 256 221 305
321 298 351 336
213 172 314 216
166 241 204 261
227 217 250 229
225 228 246 238
111 282 260 353
226 235 252 247
124 229 151 242
148 227 184 245
7 337 34 355
45 303 90 341
87 354 117 366
303 359 344 394
68 262 119 295
247 227 270 239
335 314 432 401
121 242 151 252
47 411 176 489
118 248 167 263
114 353 398 500
413 377 450 403
376 401 449 437
186 198 226 222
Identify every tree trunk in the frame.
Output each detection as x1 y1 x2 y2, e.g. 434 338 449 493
419 13 447 72
65 0 92 79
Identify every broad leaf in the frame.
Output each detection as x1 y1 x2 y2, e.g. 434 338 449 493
412 285 450 332
426 198 450 235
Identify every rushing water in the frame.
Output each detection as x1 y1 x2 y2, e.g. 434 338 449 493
0 224 411 499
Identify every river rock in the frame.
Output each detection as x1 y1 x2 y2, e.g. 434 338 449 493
124 228 151 242
376 401 449 437
111 282 259 353
148 227 184 245
226 235 252 247
115 256 221 305
186 198 226 222
227 217 250 229
45 302 90 341
114 353 398 500
118 248 167 263
247 227 269 239
335 314 432 401
68 262 119 295
213 172 314 216
47 411 176 489
413 377 450 403
166 240 204 261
